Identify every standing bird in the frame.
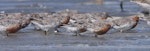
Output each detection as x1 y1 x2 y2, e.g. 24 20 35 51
5 22 22 36
30 13 70 35
111 16 139 32
58 14 88 36
59 23 87 36
31 21 60 35
0 13 31 36
87 22 111 37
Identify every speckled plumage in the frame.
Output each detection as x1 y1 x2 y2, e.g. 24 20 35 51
60 12 112 37
0 13 34 36
30 13 70 35
111 16 139 32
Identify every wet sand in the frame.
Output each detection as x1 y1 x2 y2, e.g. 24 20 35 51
0 0 150 51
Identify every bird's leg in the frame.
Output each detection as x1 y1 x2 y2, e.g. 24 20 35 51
120 0 124 12
120 30 123 33
94 34 98 38
44 31 48 35
6 32 9 36
74 32 78 36
73 31 79 36
78 33 81 36
76 31 82 36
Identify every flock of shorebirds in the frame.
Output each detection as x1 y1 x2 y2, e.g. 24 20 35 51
0 0 150 38
0 10 140 37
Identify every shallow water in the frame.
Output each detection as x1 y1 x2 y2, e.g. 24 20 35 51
0 0 150 51
0 0 140 13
